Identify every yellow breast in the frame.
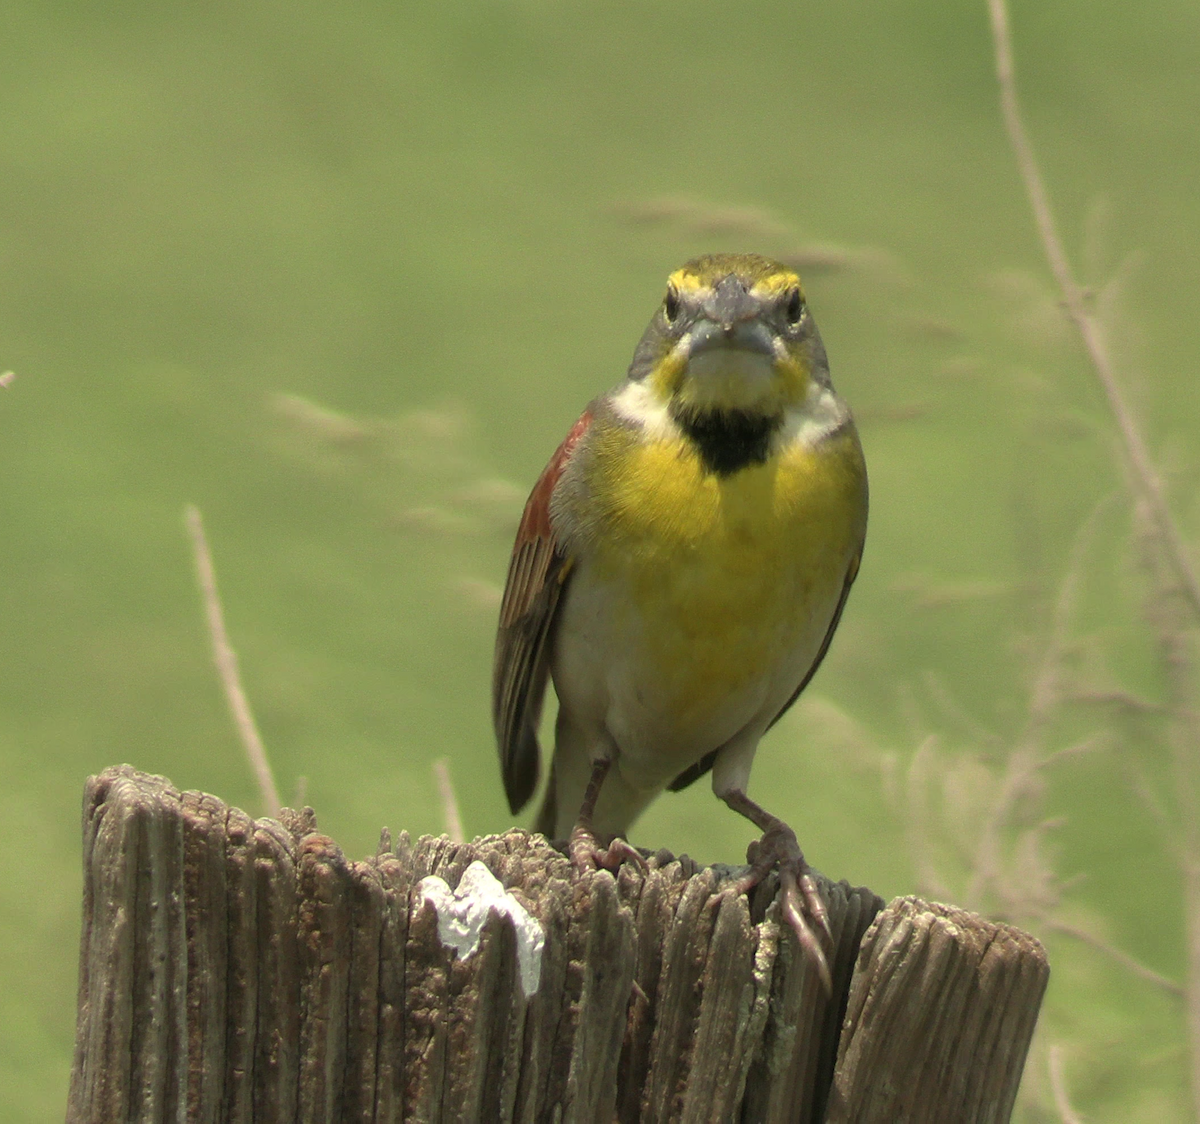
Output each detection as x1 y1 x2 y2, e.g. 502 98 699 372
579 423 866 712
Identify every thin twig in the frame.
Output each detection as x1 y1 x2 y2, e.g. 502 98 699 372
1033 735 1105 772
986 0 1200 622
1070 689 1163 715
1146 532 1200 1113
432 757 464 843
903 736 957 900
964 502 1106 909
184 505 281 819
922 670 1004 747
1129 768 1186 868
1048 1044 1086 1124
1044 919 1183 997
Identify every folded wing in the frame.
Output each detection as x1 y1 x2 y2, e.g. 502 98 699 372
493 411 592 813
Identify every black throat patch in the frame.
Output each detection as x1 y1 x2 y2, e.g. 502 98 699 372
671 405 782 476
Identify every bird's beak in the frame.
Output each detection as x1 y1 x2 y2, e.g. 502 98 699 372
684 316 776 361
683 274 777 361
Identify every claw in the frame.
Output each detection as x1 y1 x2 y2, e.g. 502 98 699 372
704 885 735 919
780 865 833 995
719 818 833 995
569 823 648 876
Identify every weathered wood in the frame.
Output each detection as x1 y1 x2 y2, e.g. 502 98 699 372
179 789 228 1122
68 766 1048 1122
252 817 300 1123
68 768 189 1123
827 898 1050 1124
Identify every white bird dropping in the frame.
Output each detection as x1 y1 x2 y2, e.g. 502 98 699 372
417 860 545 997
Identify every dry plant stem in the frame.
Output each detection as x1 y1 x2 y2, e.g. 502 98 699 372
1184 848 1200 1124
1131 768 1188 868
184 504 281 819
989 5 1200 1103
1157 591 1200 1112
1072 689 1164 714
1048 1045 1084 1124
986 0 1200 622
917 507 1170 999
431 757 464 843
904 736 957 901
1044 919 1182 998
922 670 1004 748
1137 495 1200 1117
963 501 1102 910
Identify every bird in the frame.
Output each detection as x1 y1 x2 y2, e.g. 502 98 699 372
492 252 867 984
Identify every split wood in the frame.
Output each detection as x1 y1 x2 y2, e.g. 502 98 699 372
68 766 1048 1122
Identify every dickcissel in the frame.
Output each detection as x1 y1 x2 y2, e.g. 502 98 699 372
493 253 867 983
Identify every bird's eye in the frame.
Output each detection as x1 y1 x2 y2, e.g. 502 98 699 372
664 285 680 323
785 288 804 325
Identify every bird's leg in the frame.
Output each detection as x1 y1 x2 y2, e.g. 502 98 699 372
719 788 832 994
569 757 648 875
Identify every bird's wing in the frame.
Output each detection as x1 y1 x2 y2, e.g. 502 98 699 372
493 410 592 814
763 549 861 730
666 549 862 793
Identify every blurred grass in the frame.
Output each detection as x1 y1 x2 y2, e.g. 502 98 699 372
0 0 1197 1118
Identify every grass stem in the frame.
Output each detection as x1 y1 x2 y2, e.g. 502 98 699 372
185 504 281 819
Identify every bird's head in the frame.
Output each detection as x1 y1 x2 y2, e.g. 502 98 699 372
628 253 828 420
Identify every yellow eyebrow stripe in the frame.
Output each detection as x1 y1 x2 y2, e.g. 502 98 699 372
750 272 803 299
667 263 802 301
666 269 707 294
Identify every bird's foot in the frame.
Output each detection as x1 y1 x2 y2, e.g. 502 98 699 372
711 821 833 994
569 822 648 876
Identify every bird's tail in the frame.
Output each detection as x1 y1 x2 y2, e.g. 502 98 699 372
533 759 559 841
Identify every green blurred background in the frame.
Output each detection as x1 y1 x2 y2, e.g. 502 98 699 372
2 0 1198 1118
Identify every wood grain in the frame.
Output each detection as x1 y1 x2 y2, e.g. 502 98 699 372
68 766 1047 1123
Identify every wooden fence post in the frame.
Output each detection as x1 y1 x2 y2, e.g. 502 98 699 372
67 765 1049 1122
